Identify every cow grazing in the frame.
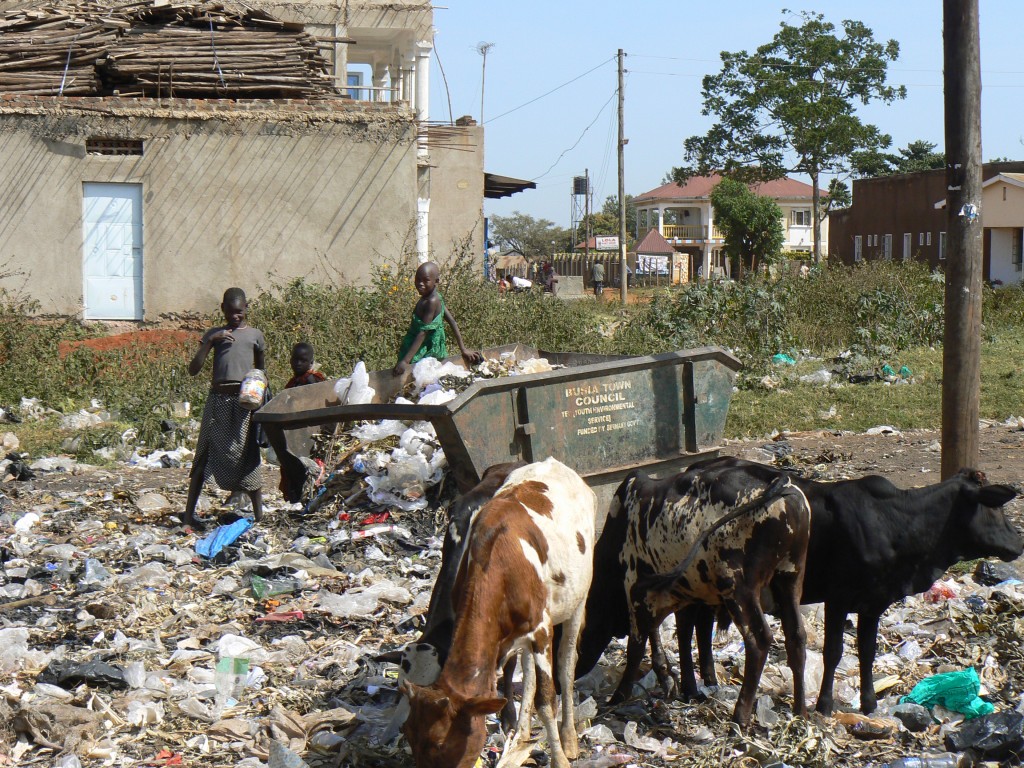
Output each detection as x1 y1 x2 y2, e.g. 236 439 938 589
401 457 597 768
381 462 523 738
673 458 1023 715
611 462 812 727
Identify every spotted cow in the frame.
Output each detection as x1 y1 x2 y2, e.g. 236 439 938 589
611 462 811 727
401 457 597 768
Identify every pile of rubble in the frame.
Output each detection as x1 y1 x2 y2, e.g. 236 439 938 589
2 364 1024 767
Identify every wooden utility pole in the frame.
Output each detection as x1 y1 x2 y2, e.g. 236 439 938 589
941 0 983 478
618 48 627 305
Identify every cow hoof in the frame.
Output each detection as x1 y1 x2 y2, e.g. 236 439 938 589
815 698 835 716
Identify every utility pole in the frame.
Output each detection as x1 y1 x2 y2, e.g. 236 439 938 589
617 48 627 305
476 41 494 124
584 168 591 267
941 0 983 478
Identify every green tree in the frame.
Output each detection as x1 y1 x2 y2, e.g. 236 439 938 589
490 212 569 258
710 178 785 278
675 11 906 262
853 139 945 177
573 194 637 246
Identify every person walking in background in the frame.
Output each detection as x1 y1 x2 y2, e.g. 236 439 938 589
591 259 605 297
183 287 266 529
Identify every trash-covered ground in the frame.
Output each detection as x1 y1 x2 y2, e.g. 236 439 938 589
3 375 1024 767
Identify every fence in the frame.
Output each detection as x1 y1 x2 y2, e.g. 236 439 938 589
549 252 675 289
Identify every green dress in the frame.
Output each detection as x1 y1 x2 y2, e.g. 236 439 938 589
398 295 448 364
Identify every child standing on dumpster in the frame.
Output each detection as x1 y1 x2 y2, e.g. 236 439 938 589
285 342 326 389
184 287 266 529
393 261 483 377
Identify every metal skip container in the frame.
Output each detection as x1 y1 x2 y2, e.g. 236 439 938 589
255 345 741 512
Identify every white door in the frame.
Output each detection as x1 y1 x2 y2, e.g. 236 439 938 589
82 183 143 320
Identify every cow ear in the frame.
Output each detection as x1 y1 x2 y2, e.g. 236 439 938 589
978 484 1018 508
463 695 507 716
399 680 420 700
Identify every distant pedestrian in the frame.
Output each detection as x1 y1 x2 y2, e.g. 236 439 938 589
393 261 483 377
184 287 265 529
591 260 605 297
542 262 559 295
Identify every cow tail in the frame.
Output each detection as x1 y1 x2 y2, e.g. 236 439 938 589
641 475 796 596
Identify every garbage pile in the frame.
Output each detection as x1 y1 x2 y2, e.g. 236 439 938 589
2 361 1024 767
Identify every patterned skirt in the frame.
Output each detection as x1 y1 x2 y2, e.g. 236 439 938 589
192 391 263 492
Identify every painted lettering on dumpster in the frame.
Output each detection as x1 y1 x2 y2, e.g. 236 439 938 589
561 379 641 436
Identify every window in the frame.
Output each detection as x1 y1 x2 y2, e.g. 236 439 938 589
791 209 811 227
854 235 863 262
1012 229 1023 272
938 232 946 260
346 72 363 100
926 232 932 246
883 234 893 260
86 138 143 156
919 232 924 246
903 233 912 261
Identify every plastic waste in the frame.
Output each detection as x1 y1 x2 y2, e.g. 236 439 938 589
134 492 171 513
238 369 268 410
899 365 913 378
881 756 967 768
79 558 112 586
772 353 796 365
756 694 779 727
575 747 633 767
902 668 994 719
195 518 253 559
214 656 250 714
892 702 933 732
251 574 304 600
119 561 172 588
974 560 1020 586
268 740 310 768
37 659 129 690
13 511 39 531
335 361 375 405
580 724 616 745
945 711 1024 759
799 369 832 385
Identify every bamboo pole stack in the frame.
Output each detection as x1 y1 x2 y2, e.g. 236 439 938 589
0 0 339 99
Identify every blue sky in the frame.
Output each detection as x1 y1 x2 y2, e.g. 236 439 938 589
428 2 1024 227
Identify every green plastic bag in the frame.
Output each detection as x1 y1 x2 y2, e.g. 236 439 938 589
902 668 994 719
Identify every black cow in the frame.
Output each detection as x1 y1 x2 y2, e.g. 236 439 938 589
578 457 1023 716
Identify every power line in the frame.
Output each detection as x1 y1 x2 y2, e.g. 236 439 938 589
531 90 617 181
485 56 614 125
630 53 1024 76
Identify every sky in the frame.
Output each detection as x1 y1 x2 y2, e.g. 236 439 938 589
427 1 1024 229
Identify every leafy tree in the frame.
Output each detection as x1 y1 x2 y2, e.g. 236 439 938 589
710 178 785 278
824 178 851 212
490 212 569 258
675 11 906 262
853 139 945 177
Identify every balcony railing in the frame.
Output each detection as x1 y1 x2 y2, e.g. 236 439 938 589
660 224 726 240
661 224 704 239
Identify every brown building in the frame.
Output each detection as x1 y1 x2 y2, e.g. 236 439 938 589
828 162 1024 284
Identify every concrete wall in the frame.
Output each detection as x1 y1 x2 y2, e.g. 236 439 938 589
0 97 417 318
984 179 1024 228
427 124 484 262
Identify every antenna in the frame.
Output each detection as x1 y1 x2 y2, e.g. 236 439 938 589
476 41 495 123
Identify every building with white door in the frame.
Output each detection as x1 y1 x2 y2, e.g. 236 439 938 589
0 0 506 319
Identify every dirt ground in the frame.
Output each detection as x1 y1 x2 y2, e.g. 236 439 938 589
3 422 1024 767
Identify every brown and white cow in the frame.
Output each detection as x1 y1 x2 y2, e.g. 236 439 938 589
401 457 596 768
613 462 811 727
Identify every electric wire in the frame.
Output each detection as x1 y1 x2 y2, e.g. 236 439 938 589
485 56 614 125
531 90 617 181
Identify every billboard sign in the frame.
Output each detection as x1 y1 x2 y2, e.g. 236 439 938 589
595 235 619 251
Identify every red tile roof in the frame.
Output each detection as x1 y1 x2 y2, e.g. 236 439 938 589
633 228 676 255
635 174 821 201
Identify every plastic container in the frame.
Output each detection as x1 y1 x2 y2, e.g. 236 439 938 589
214 656 249 713
250 574 303 600
881 754 967 768
238 369 268 410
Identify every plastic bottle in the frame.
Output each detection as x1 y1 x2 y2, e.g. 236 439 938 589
881 754 968 768
250 574 303 600
238 369 268 410
214 656 249 714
